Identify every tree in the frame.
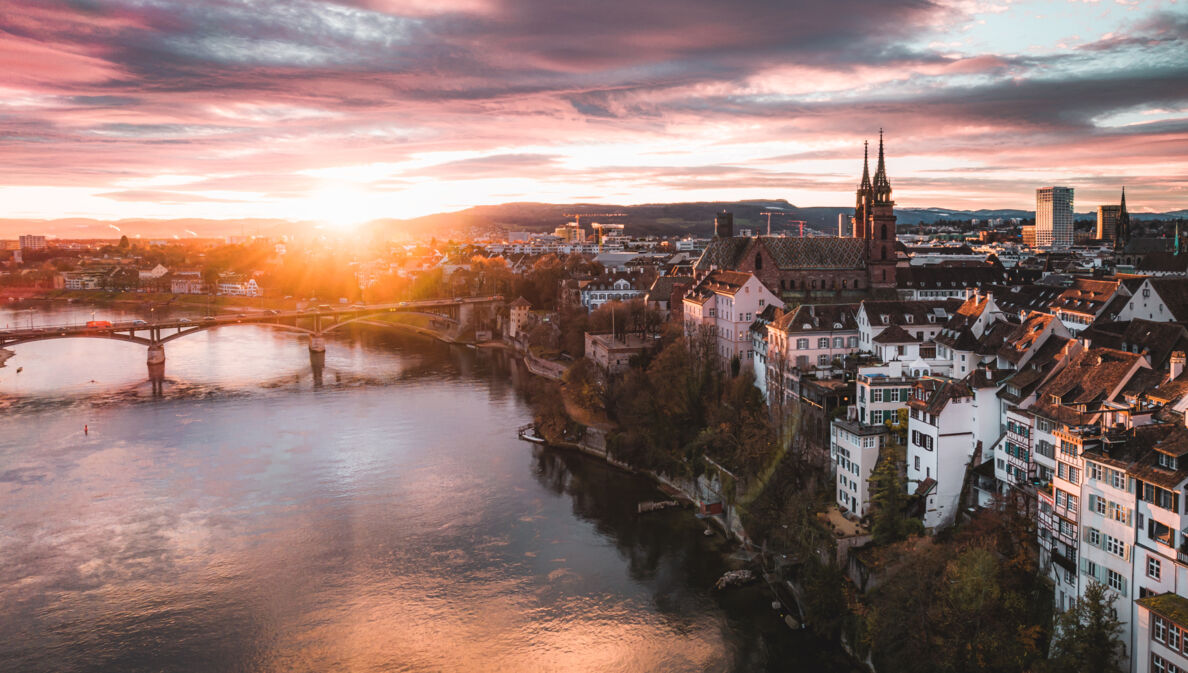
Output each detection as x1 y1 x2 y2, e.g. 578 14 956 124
1047 581 1124 673
869 450 909 545
118 235 130 249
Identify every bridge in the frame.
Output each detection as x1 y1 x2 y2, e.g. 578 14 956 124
0 296 503 392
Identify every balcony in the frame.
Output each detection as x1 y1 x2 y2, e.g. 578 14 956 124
1051 548 1077 573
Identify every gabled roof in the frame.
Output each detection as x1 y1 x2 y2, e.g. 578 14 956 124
1049 278 1120 316
976 318 1018 356
908 377 973 416
685 270 772 304
873 323 919 344
1032 347 1144 424
998 312 1057 364
1131 425 1188 488
1147 278 1188 321
771 303 859 334
509 296 531 308
859 299 952 327
644 275 693 304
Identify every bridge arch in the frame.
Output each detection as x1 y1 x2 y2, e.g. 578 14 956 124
319 310 457 334
155 321 316 344
0 332 153 349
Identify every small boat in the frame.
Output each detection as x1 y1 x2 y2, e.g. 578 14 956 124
637 500 680 514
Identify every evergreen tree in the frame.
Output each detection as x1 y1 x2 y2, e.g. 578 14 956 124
1048 581 1124 673
118 235 130 249
869 450 908 545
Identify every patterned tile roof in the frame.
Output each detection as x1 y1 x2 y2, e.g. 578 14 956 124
762 237 867 269
692 236 867 272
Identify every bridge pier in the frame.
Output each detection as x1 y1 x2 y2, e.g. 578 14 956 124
147 342 165 395
309 335 325 387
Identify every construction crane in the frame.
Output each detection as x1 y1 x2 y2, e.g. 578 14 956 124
563 212 626 246
562 212 626 229
758 211 809 237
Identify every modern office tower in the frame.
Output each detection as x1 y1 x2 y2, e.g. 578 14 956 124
1035 187 1073 248
1097 205 1120 243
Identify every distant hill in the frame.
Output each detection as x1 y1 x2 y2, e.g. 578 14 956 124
4 204 1185 241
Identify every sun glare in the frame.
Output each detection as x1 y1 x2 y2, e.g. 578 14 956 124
306 184 376 231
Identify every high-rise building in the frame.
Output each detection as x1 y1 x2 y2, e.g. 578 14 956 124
1097 205 1120 243
18 234 47 251
838 213 846 237
1035 187 1073 248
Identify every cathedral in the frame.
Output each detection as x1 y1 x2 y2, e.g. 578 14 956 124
693 132 899 299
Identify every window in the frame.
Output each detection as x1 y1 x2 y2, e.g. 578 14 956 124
848 336 859 348
1105 535 1125 558
1088 528 1101 546
1107 569 1125 593
833 336 844 348
818 354 830 366
1153 654 1183 673
872 389 883 403
1089 462 1103 481
818 337 829 349
1149 556 1162 580
1159 453 1178 470
914 456 920 471
796 338 809 350
1149 519 1175 547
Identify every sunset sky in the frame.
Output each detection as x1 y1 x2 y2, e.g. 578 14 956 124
2 0 1186 225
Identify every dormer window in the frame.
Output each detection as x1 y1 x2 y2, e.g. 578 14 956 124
1050 394 1061 405
1158 453 1178 471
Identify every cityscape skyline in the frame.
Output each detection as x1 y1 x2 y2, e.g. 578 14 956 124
1 0 1186 225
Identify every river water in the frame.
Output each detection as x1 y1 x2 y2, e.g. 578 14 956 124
0 302 854 672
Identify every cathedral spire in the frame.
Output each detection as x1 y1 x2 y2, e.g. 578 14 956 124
872 129 892 203
1120 186 1128 215
860 140 871 190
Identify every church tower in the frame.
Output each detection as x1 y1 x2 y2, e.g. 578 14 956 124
854 141 872 238
867 130 898 288
1114 186 1131 252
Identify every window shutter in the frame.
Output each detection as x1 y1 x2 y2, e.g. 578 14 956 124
1120 576 1128 598
1088 494 1097 511
1079 557 1088 573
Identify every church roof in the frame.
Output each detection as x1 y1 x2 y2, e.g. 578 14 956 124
692 236 867 273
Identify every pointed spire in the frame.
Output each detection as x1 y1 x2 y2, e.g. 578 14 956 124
1120 186 1128 214
875 128 887 179
872 128 892 202
860 140 871 190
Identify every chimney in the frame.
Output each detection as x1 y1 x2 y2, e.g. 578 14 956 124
1172 351 1186 381
714 211 734 238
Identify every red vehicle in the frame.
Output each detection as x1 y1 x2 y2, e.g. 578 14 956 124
85 320 112 328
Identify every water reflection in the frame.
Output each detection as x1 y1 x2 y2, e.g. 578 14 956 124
0 302 852 672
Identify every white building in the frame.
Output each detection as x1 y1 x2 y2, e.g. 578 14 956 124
581 273 647 310
683 270 781 369
217 277 261 297
765 303 859 384
1036 186 1074 249
831 419 887 518
906 377 977 530
1116 278 1188 323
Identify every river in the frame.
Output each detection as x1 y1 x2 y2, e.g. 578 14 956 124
0 302 856 672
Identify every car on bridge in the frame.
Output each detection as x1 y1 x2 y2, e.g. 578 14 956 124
86 320 112 328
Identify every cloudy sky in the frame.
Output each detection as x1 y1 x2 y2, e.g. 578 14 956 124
1 0 1186 225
